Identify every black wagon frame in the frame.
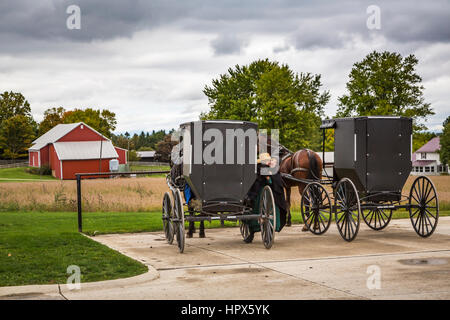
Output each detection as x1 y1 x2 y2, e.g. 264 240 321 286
162 120 278 253
280 116 439 242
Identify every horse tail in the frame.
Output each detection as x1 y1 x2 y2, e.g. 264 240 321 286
307 150 320 180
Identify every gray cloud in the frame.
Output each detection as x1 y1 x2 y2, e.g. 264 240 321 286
1 0 450 50
211 34 248 55
0 0 449 132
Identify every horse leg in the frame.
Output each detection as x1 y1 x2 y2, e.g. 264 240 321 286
187 221 195 238
187 210 195 238
286 187 292 226
199 220 205 238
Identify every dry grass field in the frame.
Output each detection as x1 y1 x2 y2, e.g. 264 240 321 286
1 175 449 213
0 177 167 212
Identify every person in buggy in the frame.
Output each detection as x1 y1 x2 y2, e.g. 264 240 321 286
243 152 288 240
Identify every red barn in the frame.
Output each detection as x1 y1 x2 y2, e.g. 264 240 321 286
28 122 127 179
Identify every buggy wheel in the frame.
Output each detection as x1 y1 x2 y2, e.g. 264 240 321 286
173 189 185 253
259 185 276 249
362 206 392 231
162 192 174 244
239 221 254 243
334 178 361 242
409 176 439 238
301 182 332 235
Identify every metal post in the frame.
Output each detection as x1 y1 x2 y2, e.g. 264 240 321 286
76 174 82 232
322 129 326 168
99 140 103 172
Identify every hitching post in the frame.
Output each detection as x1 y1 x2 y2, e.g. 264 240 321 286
322 129 326 169
76 174 82 232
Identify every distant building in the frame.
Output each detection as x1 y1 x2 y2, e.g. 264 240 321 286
136 150 156 162
28 122 127 179
412 137 448 175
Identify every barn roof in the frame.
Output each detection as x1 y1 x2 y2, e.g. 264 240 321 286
30 122 108 150
53 141 118 160
416 137 440 153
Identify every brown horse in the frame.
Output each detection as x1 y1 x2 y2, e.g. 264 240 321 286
279 149 323 227
260 134 323 227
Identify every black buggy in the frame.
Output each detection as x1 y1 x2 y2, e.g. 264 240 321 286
283 116 439 241
162 120 280 253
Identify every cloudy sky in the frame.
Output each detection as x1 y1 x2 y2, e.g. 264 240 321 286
1 0 449 134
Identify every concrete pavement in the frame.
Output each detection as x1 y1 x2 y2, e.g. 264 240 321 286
1 217 450 300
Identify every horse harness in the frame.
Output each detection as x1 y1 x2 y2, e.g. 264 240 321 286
281 149 312 175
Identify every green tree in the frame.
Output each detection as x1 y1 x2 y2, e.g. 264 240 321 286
38 107 65 135
440 116 450 167
128 150 140 162
337 51 434 132
111 134 131 150
62 108 117 138
155 134 178 162
322 129 334 151
39 107 117 138
0 91 37 157
202 59 330 150
413 131 437 152
0 115 35 159
0 91 32 126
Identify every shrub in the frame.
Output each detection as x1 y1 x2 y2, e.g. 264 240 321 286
26 165 52 176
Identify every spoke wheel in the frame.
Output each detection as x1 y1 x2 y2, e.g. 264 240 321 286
239 221 254 243
301 182 332 235
259 185 276 249
362 205 392 231
334 178 361 242
162 192 174 244
173 189 185 253
409 176 439 238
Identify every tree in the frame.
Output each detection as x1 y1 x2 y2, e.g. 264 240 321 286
0 91 32 126
337 51 434 132
0 91 37 158
323 129 334 151
0 115 35 160
413 131 437 152
111 133 132 150
202 59 330 150
62 108 117 138
440 116 450 167
155 134 178 162
128 150 140 162
38 107 65 135
38 107 117 138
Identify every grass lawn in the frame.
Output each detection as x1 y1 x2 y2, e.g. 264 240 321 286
129 164 170 178
0 211 147 287
0 167 55 182
130 164 170 171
